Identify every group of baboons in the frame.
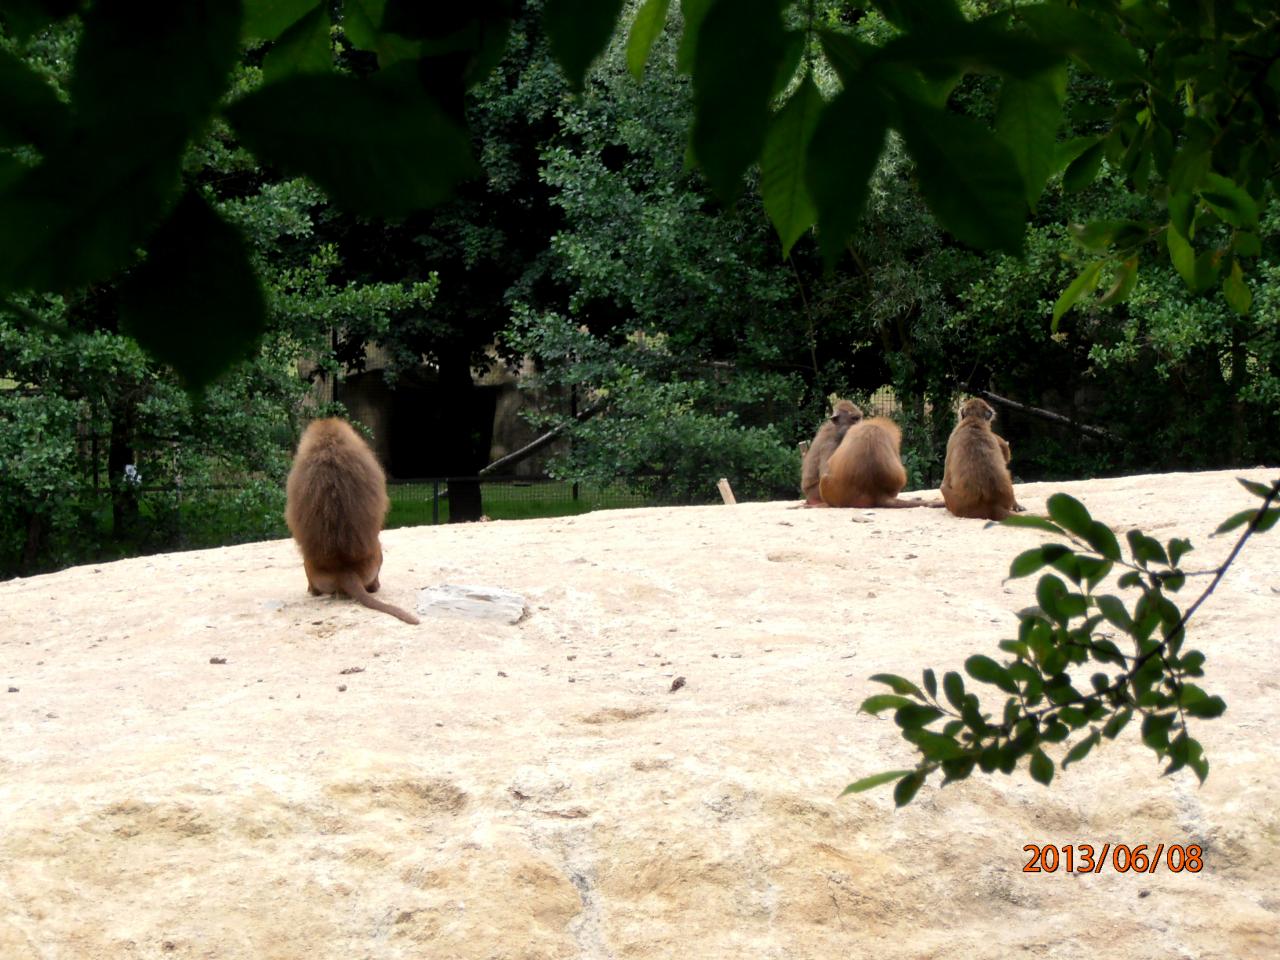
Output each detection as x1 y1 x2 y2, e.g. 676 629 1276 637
800 397 1023 518
284 397 1022 625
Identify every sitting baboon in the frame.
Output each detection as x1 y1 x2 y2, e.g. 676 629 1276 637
285 418 419 624
818 417 938 508
801 399 863 505
940 398 1022 520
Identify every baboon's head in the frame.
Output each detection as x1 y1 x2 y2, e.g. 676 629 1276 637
831 400 864 428
959 398 996 424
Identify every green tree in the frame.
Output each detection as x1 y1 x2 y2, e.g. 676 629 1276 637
4 1 1273 388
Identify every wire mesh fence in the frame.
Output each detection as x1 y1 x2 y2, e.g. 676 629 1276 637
386 477 654 527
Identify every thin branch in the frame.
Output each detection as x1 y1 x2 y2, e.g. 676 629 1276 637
969 387 1119 442
1017 478 1280 726
477 400 604 477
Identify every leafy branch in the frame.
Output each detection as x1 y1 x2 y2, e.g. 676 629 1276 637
847 477 1280 807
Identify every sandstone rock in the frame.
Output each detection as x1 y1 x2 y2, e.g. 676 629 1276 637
1 469 1277 959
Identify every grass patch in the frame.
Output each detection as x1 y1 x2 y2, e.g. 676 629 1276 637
386 480 650 527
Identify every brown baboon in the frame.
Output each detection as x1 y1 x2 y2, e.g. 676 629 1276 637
801 399 863 505
285 418 420 624
818 417 938 508
940 398 1022 520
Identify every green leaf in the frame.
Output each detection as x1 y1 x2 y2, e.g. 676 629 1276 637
1255 509 1279 533
1051 260 1103 328
1180 690 1226 719
1081 520 1120 560
897 98 1027 253
1237 478 1276 500
872 0 961 32
1214 508 1257 536
0 1 242 294
1035 573 1069 623
243 0 319 40
1232 231 1262 258
1068 219 1148 252
262 4 332 83
1222 261 1252 315
771 29 806 98
860 694 915 715
1089 638 1124 666
1178 650 1205 676
761 75 822 258
940 757 975 783
119 190 266 390
1199 173 1258 230
1053 135 1097 173
995 69 1064 207
922 669 937 699
1096 257 1139 308
1167 542 1192 570
965 655 1018 694
1029 748 1054 785
895 704 944 729
1046 493 1093 538
543 0 626 91
1063 729 1100 767
1168 191 1195 239
1078 556 1113 592
627 0 671 79
1102 708 1132 739
943 671 965 711
1188 741 1209 783
226 66 479 217
903 728 966 761
841 769 916 795
691 0 786 203
1141 712 1176 751
0 128 185 295
1009 547 1050 579
676 0 714 74
893 770 925 807
805 80 888 266
876 14 1062 80
1000 514 1064 535
72 1 240 129
339 0 379 49
1166 223 1196 288
1018 5 1143 81
1094 595 1132 631
1061 139 1103 192
1126 529 1168 566
869 673 924 698
0 46 72 150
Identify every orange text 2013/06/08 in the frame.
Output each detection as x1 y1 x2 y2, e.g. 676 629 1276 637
1022 843 1204 874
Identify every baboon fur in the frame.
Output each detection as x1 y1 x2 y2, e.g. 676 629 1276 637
819 417 935 508
940 398 1021 521
801 399 863 505
285 418 419 624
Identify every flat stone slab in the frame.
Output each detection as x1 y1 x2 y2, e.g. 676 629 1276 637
415 583 527 623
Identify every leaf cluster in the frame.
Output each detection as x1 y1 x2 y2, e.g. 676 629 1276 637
848 477 1280 805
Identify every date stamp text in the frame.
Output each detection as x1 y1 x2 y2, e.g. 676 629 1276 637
1023 843 1204 874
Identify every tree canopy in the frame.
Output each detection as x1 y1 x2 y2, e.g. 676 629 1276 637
1 0 1275 388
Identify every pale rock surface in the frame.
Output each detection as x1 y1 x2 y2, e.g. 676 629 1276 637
417 584 529 624
1 469 1278 959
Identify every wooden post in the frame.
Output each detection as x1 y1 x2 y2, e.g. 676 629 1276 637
716 478 737 505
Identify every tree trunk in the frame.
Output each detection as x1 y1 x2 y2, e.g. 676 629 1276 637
436 347 484 522
21 509 45 574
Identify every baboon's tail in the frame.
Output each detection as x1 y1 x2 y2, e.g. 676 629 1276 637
878 497 946 509
338 571 420 625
